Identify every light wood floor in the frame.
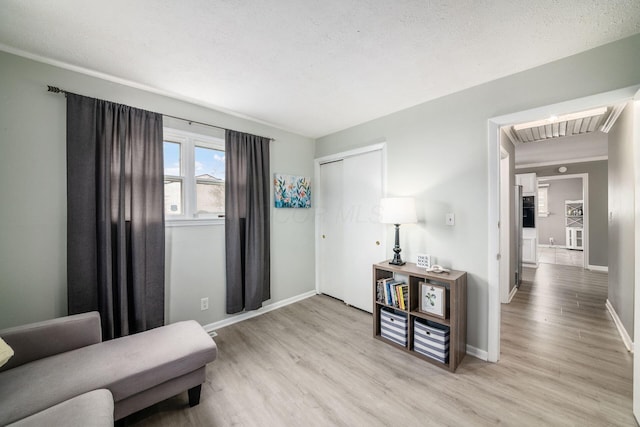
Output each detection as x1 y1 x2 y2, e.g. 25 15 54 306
128 263 634 426
538 246 584 267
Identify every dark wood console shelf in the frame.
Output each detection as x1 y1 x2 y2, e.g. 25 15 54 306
373 261 467 372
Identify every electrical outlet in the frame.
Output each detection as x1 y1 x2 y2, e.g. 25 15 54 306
200 297 209 311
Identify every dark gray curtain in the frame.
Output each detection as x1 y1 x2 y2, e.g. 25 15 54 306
66 93 165 340
225 130 271 314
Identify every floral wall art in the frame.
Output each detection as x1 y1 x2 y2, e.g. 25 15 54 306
274 174 311 208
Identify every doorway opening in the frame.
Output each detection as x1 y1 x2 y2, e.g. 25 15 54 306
487 84 640 364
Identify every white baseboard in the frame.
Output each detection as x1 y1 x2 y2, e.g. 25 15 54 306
537 244 567 249
508 285 518 303
203 290 318 334
605 299 634 352
466 344 488 361
522 262 538 268
588 265 609 272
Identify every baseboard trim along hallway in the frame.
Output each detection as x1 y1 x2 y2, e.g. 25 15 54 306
606 298 634 352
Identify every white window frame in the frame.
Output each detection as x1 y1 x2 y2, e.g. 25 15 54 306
164 127 225 226
538 184 549 217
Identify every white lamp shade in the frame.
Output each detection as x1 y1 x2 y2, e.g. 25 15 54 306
380 197 417 224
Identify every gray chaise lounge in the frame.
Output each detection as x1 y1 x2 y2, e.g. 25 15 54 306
0 312 218 425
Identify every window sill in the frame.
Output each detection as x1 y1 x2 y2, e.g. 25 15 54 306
165 218 225 227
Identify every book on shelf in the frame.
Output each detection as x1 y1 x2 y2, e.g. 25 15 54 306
386 280 397 306
400 284 408 310
394 284 408 310
376 277 408 308
395 285 403 309
376 277 394 304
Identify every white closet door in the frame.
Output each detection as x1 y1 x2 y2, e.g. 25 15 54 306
342 150 385 312
318 160 345 300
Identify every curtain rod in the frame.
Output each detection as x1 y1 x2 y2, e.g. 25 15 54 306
47 85 275 141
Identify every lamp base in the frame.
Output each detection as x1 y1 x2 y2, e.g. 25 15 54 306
389 224 405 265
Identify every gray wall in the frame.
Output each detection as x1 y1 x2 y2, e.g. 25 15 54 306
0 51 316 329
538 178 582 247
517 161 608 267
608 101 635 337
316 35 640 352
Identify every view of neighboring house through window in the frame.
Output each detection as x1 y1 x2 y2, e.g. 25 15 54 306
163 129 225 221
194 146 225 214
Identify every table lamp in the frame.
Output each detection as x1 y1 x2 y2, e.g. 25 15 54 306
380 197 417 265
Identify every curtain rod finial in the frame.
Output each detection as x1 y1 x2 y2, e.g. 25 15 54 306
47 85 66 94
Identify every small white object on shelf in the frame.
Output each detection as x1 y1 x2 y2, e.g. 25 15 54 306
425 265 450 274
416 253 432 269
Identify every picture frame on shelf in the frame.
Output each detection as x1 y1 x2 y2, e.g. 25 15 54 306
419 282 446 318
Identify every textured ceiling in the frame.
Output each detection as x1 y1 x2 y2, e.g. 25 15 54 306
1 1 639 138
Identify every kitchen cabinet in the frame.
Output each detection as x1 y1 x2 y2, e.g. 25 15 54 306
566 228 584 250
516 173 537 195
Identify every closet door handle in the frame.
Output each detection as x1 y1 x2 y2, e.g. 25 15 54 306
375 241 380 245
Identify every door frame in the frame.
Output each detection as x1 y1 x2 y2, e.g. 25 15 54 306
499 147 511 304
487 84 640 363
314 143 387 295
632 94 640 424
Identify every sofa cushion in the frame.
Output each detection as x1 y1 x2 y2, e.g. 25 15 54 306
0 312 101 372
0 320 217 425
7 389 113 427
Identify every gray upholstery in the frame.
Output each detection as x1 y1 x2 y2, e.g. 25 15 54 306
7 389 114 427
0 312 101 372
0 315 217 425
115 367 205 420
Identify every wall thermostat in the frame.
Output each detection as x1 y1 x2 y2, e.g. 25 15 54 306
416 253 432 269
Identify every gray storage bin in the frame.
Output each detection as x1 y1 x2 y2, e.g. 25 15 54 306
414 318 449 363
380 308 408 346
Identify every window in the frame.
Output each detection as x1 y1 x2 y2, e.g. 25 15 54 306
538 184 549 217
163 128 225 223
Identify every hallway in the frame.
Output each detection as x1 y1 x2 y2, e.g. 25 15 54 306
501 263 633 424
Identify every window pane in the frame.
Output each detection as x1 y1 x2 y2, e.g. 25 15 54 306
164 141 181 176
164 180 182 215
538 187 548 215
194 146 225 180
196 182 225 214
